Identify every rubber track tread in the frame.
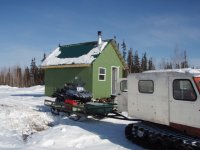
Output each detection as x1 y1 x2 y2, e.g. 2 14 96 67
125 122 200 150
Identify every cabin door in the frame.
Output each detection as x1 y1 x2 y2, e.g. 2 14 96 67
169 77 200 135
111 67 118 95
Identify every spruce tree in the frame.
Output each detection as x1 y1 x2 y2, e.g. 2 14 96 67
30 58 38 86
41 53 46 62
127 48 134 73
37 67 45 85
141 52 148 72
148 57 155 70
121 40 127 61
133 50 140 73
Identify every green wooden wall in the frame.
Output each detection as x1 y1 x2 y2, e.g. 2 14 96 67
44 67 92 96
92 42 124 98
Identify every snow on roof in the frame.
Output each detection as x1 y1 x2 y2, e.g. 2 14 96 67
143 68 200 76
41 41 108 66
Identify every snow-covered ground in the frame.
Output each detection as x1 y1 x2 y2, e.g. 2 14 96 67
0 86 143 150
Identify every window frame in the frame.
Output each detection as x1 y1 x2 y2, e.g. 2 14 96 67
173 79 197 101
138 80 154 94
193 77 200 94
98 67 106 81
120 80 128 92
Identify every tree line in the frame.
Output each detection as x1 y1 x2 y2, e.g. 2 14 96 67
120 40 155 77
0 55 46 87
120 40 190 77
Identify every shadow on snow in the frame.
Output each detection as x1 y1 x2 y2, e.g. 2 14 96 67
11 94 45 97
39 105 143 150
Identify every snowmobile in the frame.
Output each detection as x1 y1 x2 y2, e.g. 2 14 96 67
52 83 92 103
45 83 127 120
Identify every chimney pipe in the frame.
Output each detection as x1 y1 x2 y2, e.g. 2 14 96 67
98 31 102 45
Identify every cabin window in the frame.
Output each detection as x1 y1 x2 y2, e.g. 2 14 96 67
138 80 154 93
173 79 197 101
98 67 106 81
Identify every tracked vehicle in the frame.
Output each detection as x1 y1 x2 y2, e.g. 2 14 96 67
123 69 200 150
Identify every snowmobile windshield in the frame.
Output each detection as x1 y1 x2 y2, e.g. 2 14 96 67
77 87 85 92
193 77 200 94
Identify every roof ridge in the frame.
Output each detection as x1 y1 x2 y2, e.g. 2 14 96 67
60 39 113 47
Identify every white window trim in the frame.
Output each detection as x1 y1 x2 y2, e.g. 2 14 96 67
98 67 106 81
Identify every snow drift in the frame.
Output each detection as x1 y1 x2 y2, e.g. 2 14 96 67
0 85 142 150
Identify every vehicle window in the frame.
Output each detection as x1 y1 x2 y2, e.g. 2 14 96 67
120 80 128 92
173 79 197 101
193 77 200 94
138 80 154 94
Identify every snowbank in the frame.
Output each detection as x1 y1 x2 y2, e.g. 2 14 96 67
0 85 142 150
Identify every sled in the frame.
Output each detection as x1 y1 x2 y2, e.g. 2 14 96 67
44 99 117 121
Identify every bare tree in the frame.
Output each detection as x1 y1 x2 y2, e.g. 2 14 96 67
181 50 189 68
0 56 45 87
171 47 189 69
159 47 190 69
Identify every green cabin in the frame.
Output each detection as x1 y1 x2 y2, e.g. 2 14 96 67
41 32 126 98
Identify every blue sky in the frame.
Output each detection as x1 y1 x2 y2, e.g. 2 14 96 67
0 0 200 68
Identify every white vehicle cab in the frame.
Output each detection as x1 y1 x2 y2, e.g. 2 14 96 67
124 68 200 149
